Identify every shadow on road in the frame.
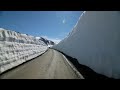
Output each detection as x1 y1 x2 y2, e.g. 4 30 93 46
52 48 114 79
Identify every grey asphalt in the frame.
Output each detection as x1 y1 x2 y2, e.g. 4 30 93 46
0 49 83 79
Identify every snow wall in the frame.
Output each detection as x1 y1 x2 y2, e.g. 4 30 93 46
53 11 120 79
0 28 48 74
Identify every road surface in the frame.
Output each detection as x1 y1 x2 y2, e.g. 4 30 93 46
0 49 83 79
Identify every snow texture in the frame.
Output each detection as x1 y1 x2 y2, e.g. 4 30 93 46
0 29 49 74
53 11 120 79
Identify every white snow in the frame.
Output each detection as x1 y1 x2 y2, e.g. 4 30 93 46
36 37 40 39
53 11 120 79
0 28 48 74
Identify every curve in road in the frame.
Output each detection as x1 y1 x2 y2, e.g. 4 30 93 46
0 49 83 79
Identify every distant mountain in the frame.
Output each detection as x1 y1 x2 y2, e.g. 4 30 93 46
39 37 55 46
0 28 55 47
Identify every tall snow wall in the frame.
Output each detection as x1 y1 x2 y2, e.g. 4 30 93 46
0 28 48 74
53 11 120 79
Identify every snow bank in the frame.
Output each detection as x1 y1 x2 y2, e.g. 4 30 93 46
53 11 120 79
0 29 48 74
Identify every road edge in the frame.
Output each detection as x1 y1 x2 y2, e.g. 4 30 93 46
62 54 84 79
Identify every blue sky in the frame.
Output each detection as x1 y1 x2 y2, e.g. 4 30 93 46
0 11 82 43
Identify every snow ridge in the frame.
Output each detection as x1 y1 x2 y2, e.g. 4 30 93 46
0 28 54 74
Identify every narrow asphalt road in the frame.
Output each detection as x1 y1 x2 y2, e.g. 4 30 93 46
0 49 83 79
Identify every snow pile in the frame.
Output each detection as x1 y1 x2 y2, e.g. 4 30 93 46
53 11 120 79
0 29 48 74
